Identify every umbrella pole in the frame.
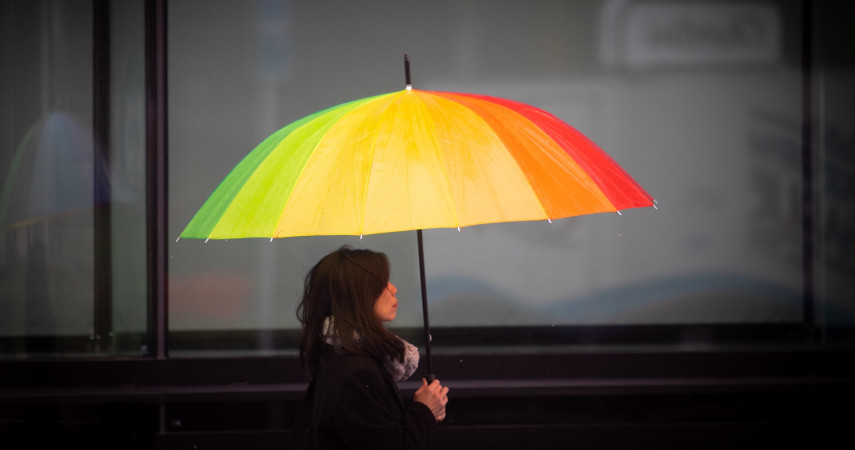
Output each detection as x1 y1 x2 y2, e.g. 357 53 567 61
417 229 436 382
406 57 435 381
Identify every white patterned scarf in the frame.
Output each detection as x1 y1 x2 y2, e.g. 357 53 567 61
322 317 420 382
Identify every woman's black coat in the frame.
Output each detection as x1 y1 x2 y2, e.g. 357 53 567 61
293 343 439 450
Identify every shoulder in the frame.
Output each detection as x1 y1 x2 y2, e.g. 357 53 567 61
320 344 386 384
314 344 400 414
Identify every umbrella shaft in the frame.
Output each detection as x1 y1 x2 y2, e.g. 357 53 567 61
417 229 435 381
404 54 412 87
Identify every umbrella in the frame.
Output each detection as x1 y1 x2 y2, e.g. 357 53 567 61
180 56 655 379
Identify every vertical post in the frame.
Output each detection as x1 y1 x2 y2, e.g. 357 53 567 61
800 0 815 337
92 0 112 353
145 0 168 359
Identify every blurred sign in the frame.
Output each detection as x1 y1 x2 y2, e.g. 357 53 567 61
601 1 781 68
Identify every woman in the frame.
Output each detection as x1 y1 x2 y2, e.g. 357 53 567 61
293 246 449 450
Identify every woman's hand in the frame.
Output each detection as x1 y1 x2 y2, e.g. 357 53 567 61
413 378 450 422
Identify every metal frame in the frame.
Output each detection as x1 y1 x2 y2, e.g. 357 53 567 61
92 0 112 352
145 0 168 360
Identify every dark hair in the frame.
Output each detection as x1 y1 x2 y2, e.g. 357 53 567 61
297 246 404 376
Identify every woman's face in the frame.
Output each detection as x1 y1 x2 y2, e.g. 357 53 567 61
373 282 398 322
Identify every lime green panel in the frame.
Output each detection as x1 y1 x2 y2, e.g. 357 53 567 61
180 94 389 239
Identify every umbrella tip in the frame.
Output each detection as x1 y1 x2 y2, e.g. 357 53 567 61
404 53 412 90
175 236 180 243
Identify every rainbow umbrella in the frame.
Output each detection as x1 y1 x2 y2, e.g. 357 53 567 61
180 57 654 378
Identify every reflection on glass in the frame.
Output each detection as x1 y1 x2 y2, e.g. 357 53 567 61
0 0 146 357
168 0 831 357
2 0 852 359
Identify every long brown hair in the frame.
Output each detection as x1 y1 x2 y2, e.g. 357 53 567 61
297 246 404 376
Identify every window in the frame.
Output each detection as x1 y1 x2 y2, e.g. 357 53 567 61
1 0 147 357
165 0 854 356
2 0 853 360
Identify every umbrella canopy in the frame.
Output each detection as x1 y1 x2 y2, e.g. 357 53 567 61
180 89 653 241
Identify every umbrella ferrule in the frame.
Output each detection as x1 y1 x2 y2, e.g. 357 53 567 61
404 54 412 90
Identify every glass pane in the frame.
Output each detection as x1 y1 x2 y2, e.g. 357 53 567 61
168 0 848 355
0 0 147 357
815 3 855 342
108 0 148 356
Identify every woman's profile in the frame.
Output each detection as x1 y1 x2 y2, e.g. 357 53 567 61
292 246 449 450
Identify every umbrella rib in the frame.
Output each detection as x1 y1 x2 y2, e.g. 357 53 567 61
359 118 382 237
267 95 389 238
482 103 554 223
513 157 553 222
268 127 328 239
487 112 554 222
429 91 555 226
269 116 348 239
475 98 607 222
359 92 413 236
416 91 462 229
443 104 503 228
